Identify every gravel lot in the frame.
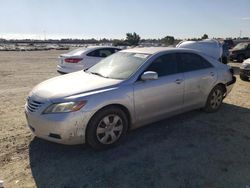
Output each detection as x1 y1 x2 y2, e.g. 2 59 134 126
0 50 250 188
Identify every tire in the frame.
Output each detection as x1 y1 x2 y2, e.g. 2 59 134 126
237 54 245 63
204 85 224 113
222 56 228 64
86 107 128 150
240 74 249 81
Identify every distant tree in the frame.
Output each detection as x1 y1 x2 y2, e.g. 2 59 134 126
125 32 140 46
100 38 109 43
201 34 208 39
162 36 175 45
112 39 127 46
191 38 200 41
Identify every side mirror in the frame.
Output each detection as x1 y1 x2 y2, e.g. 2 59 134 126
141 71 158 81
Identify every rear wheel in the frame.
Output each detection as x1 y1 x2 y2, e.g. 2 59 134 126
222 56 228 64
204 85 224 113
86 107 128 150
240 74 249 81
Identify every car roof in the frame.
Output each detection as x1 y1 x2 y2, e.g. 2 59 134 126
122 47 173 54
62 46 120 56
121 47 202 55
86 46 120 50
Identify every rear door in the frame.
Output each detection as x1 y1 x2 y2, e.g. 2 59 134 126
177 53 216 110
133 53 184 125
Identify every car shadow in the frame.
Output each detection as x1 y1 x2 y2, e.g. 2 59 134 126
29 103 250 188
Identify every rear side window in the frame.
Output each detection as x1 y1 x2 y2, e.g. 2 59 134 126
146 53 179 77
87 48 119 57
177 53 213 72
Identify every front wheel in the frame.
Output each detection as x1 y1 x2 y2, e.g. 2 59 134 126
204 85 224 113
86 107 128 150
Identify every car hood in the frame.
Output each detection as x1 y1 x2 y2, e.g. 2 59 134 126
30 71 122 101
230 49 245 53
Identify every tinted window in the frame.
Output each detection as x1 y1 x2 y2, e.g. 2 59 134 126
178 53 212 72
87 48 118 57
146 53 179 77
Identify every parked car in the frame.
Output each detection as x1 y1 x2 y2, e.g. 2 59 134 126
223 39 234 49
221 42 230 64
25 47 236 149
176 39 223 62
229 42 250 62
240 58 250 81
57 46 121 73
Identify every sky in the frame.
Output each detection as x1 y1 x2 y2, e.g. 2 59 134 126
0 0 250 40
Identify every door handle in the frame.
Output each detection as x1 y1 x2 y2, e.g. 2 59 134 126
175 79 183 84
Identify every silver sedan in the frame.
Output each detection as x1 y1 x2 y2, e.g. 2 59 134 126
25 47 236 149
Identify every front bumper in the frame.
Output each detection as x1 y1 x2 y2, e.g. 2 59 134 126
25 106 94 145
57 65 82 74
224 76 236 97
226 76 236 86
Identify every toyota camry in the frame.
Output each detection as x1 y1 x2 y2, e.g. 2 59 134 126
25 47 236 149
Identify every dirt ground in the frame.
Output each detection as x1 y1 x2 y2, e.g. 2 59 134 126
0 50 250 188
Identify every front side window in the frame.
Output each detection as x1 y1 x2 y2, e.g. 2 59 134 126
145 53 179 77
178 53 212 72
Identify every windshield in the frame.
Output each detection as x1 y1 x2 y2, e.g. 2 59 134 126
233 43 248 50
86 52 150 80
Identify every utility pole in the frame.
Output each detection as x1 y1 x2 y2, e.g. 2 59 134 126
239 30 242 39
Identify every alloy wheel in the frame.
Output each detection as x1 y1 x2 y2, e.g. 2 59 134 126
96 114 123 144
210 89 223 109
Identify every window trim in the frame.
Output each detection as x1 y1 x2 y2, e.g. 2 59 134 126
176 52 213 73
86 48 118 57
136 52 181 81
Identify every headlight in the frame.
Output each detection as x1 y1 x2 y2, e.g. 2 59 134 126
43 101 86 114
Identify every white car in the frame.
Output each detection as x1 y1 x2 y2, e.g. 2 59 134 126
240 58 250 81
57 46 121 74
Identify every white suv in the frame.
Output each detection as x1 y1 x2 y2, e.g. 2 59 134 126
57 46 121 74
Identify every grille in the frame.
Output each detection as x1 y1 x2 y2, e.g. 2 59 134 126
27 98 43 112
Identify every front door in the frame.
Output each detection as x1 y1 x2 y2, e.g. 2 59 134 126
133 53 184 125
